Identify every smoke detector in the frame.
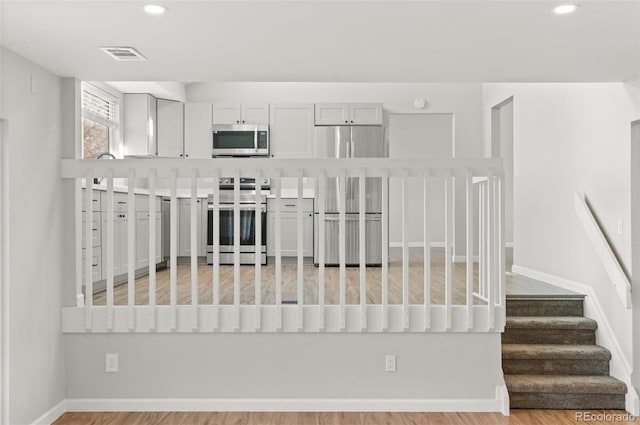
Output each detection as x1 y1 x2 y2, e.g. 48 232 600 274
100 47 147 61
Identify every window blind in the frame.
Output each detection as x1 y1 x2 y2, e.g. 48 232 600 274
82 85 118 128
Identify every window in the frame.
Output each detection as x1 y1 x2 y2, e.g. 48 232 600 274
81 83 119 159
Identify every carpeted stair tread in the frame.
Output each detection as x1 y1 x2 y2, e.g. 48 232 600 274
506 316 597 330
505 375 627 395
502 344 611 360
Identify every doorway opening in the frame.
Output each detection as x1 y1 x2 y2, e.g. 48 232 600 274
491 97 514 268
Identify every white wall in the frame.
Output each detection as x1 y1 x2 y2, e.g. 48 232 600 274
483 82 638 371
388 113 453 244
186 82 484 253
0 47 66 425
64 333 503 402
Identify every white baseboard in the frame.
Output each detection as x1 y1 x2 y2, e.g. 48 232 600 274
452 255 479 263
30 400 66 425
64 397 506 413
389 242 445 248
511 265 638 415
496 378 510 416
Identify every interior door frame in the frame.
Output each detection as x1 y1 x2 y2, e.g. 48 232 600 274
0 118 9 424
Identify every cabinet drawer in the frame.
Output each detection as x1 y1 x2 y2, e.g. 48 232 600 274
268 198 313 213
81 246 102 283
82 211 101 248
81 189 101 212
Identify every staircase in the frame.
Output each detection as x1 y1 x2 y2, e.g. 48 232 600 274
503 295 627 409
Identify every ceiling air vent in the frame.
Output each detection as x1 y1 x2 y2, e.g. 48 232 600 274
100 47 147 61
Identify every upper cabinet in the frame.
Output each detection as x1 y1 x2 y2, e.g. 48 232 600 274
156 99 184 158
269 103 315 158
212 103 269 125
314 103 383 125
123 93 158 157
183 103 213 159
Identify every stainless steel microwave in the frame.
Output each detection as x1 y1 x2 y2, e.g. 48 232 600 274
212 124 269 157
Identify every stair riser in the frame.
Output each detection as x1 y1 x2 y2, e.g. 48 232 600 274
510 393 625 410
503 359 609 376
506 300 583 317
502 329 596 345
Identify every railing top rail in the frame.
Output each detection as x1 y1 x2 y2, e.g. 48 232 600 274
62 157 503 179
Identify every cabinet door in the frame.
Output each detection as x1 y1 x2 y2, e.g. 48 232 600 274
349 103 383 125
241 103 269 124
157 99 185 157
82 211 101 248
315 103 349 125
82 247 102 284
267 212 313 257
212 103 241 125
136 211 150 270
184 103 213 159
179 199 202 256
270 104 315 158
103 212 128 276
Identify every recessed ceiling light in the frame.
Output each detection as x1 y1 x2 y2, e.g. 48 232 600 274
144 4 167 15
554 4 579 15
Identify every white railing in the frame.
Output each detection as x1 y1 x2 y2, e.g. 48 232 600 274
63 158 505 333
575 192 632 309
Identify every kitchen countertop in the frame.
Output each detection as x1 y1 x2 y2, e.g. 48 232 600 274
87 184 315 199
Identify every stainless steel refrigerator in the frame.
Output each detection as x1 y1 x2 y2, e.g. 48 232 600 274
313 125 386 266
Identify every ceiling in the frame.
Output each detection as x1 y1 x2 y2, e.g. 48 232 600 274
1 1 638 83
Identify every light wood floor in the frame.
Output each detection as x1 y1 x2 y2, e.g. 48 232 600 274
52 410 633 425
94 248 505 306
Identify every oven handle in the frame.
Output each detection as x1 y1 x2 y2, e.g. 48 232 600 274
254 128 258 153
210 204 266 212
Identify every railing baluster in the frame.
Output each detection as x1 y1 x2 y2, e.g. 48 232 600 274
76 179 84 309
479 182 486 298
487 171 495 329
402 169 409 330
190 168 199 330
212 169 220 330
423 169 431 330
444 170 453 330
296 169 304 330
255 168 262 330
84 172 93 329
499 172 506 307
359 169 366 330
233 168 240 330
339 169 346 330
106 169 114 330
275 170 283 331
381 169 389 330
127 168 136 330
170 168 178 330
465 169 474 330
318 169 326 330
148 169 157 330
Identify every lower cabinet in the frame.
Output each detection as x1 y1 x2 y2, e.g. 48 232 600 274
178 198 208 257
95 193 163 284
267 198 314 257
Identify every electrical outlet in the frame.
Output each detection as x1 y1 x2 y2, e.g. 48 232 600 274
617 219 623 235
385 355 396 372
105 353 118 373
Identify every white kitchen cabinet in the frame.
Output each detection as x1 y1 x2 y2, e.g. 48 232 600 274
179 198 207 257
269 103 314 158
102 211 129 277
135 211 149 269
213 103 269 125
184 103 213 159
82 247 102 284
267 198 314 257
314 103 383 125
157 99 185 158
